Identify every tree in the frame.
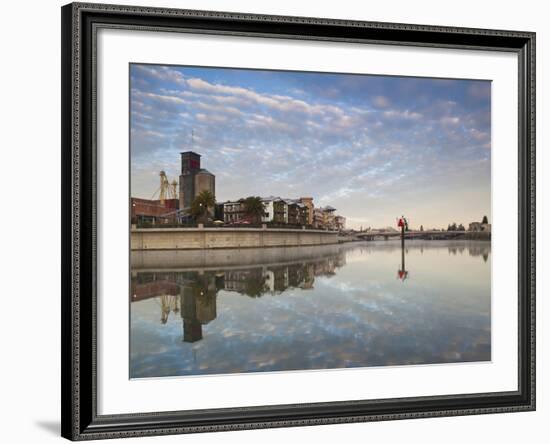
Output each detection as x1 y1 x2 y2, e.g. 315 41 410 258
458 223 465 231
242 270 268 297
420 225 424 232
482 215 489 224
243 196 265 224
190 190 216 223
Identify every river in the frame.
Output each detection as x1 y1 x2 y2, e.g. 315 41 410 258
130 240 491 378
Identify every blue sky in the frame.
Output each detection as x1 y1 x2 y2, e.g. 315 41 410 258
130 64 491 229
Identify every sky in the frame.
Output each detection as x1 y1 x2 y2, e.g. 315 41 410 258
130 64 491 230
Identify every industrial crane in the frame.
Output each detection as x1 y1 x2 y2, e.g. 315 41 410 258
151 171 178 204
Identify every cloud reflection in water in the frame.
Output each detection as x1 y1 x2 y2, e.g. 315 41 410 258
130 241 491 378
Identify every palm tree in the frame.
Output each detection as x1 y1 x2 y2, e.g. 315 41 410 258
190 190 216 223
243 196 265 224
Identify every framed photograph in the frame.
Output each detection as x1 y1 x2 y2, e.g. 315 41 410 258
61 2 536 440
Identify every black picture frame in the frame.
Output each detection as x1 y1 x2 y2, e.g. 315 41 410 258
61 2 536 440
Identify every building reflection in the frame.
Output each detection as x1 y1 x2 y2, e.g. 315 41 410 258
130 251 346 343
130 242 491 343
449 243 490 262
180 272 220 342
131 242 491 343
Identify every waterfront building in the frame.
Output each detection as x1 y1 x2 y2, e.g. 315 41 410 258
131 197 178 225
313 206 338 229
260 196 280 223
179 151 216 214
323 206 337 229
223 200 245 224
273 199 288 224
469 221 491 232
469 222 481 231
313 208 324 228
214 203 225 222
299 197 314 225
287 200 308 226
223 197 293 225
335 215 346 231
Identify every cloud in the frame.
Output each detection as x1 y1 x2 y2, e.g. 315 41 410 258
134 91 187 105
383 109 423 120
373 95 391 108
185 77 346 117
440 116 460 126
129 65 491 229
468 82 491 100
469 128 490 142
132 65 187 85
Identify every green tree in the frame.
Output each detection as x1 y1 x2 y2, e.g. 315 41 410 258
482 215 489 224
190 190 216 223
243 196 265 224
458 223 465 231
420 225 424 232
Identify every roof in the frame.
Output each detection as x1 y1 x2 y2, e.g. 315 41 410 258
197 168 214 176
180 151 201 157
287 201 306 208
261 196 283 202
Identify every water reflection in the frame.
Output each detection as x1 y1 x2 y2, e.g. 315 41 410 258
398 245 408 281
130 241 491 378
132 252 346 343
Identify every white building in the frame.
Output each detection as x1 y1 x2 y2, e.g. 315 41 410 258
261 196 288 224
261 197 276 223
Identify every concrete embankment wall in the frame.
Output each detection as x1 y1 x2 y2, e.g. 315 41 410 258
131 227 339 251
131 243 348 270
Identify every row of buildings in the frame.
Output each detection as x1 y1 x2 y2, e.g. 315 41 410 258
221 196 345 230
132 151 346 231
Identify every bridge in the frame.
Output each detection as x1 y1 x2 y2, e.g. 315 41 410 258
354 230 488 241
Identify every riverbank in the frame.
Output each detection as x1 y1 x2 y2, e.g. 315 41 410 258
131 227 339 251
131 239 490 271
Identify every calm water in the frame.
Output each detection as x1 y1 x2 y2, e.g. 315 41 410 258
130 240 491 378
